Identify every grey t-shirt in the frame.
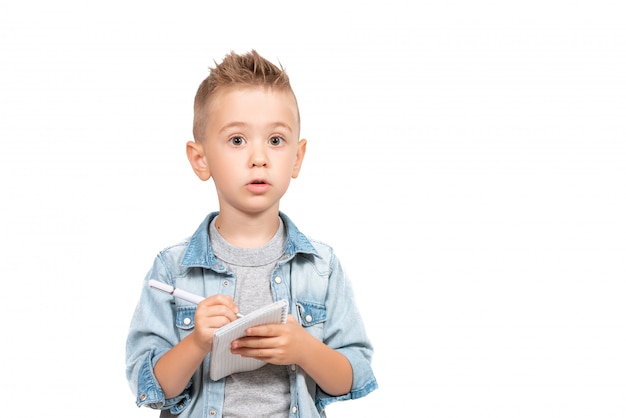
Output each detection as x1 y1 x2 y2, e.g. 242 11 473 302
209 217 290 417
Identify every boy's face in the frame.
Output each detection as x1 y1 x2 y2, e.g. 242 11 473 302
188 86 306 217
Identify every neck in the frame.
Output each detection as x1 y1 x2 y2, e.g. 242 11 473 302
214 211 281 248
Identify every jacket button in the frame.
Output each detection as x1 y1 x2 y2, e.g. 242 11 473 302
274 276 282 284
183 317 191 325
139 393 147 401
292 406 298 414
305 315 313 323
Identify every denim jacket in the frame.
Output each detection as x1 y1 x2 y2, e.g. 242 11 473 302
125 212 378 417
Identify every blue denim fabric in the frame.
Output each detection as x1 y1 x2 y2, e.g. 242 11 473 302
125 212 378 417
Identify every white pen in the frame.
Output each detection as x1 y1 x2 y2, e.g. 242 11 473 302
148 279 244 318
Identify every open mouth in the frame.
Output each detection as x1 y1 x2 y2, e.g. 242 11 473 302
247 179 270 193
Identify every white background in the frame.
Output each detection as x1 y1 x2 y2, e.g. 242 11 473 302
1 1 625 417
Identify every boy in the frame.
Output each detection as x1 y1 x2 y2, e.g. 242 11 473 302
125 50 377 417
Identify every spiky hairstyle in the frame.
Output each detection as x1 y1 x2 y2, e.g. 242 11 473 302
192 50 297 142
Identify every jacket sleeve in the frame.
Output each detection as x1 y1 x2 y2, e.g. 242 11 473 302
314 249 378 411
125 253 193 413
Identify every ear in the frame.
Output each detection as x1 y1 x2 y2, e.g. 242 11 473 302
186 141 212 181
291 139 307 178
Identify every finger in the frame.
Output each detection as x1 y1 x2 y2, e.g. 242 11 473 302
232 336 272 350
232 346 268 360
199 294 237 311
244 323 280 337
195 309 238 328
197 297 240 321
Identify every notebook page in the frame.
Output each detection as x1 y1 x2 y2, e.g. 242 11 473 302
209 299 288 381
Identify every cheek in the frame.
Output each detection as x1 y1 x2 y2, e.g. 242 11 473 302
277 159 298 178
209 159 238 185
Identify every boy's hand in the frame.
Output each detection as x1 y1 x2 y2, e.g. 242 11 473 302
190 294 240 353
229 314 309 365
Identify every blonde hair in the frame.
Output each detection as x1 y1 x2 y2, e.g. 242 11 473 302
192 49 298 142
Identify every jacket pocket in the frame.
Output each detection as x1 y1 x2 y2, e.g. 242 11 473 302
295 300 326 327
175 306 196 330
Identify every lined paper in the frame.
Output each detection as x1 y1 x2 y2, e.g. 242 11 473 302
209 299 289 381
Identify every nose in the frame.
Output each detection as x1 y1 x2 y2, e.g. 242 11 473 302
249 142 268 167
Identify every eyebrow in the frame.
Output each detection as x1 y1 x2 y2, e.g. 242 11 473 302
218 121 293 134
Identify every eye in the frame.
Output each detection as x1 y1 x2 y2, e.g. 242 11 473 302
268 136 284 146
229 136 246 146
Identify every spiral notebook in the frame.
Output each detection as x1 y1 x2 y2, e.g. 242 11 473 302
209 299 289 381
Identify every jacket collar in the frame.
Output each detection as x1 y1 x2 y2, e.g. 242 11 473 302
181 211 317 268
